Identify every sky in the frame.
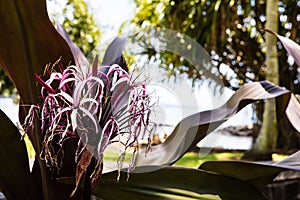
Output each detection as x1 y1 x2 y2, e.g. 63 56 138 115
47 0 135 41
85 0 136 41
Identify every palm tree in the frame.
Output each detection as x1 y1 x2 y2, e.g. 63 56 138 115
253 0 279 155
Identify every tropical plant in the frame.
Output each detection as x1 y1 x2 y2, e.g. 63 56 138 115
1 0 300 200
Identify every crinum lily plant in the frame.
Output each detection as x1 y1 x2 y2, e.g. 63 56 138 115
22 56 156 194
2 1 300 199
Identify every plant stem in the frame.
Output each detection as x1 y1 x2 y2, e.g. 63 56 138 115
32 117 50 200
83 157 96 200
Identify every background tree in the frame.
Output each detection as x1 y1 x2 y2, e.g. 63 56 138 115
253 0 279 155
129 0 300 153
0 0 101 95
0 69 16 96
60 0 101 57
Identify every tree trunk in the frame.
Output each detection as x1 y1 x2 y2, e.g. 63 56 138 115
253 0 279 154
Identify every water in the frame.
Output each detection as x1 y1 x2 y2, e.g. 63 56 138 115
154 103 253 130
198 132 252 150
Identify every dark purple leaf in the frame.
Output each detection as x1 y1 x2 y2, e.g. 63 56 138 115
135 81 291 166
285 94 300 132
275 150 300 170
59 166 266 200
102 37 127 71
0 110 41 199
265 29 300 68
0 0 74 150
56 24 90 69
199 161 284 190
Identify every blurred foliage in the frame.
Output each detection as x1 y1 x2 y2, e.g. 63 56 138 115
0 0 101 96
130 0 300 151
61 0 101 57
174 152 244 167
131 0 300 92
0 68 16 96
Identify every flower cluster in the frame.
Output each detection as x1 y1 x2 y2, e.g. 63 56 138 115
22 60 156 185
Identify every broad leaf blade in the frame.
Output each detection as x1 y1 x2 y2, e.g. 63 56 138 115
59 167 266 200
136 81 291 166
0 0 74 154
0 110 41 199
0 0 74 121
265 29 300 68
56 24 90 69
199 161 283 190
199 149 300 190
102 37 127 70
275 150 300 170
0 2 76 198
285 94 300 132
262 30 300 131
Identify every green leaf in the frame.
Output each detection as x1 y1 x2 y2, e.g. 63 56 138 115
199 161 284 190
135 81 291 166
59 166 266 200
0 110 41 199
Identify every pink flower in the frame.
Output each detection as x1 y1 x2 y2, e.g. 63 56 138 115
23 60 156 184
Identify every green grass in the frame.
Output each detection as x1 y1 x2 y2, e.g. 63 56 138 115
174 152 244 168
102 150 244 168
103 151 132 163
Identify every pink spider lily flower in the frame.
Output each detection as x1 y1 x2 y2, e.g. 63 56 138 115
22 61 156 189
